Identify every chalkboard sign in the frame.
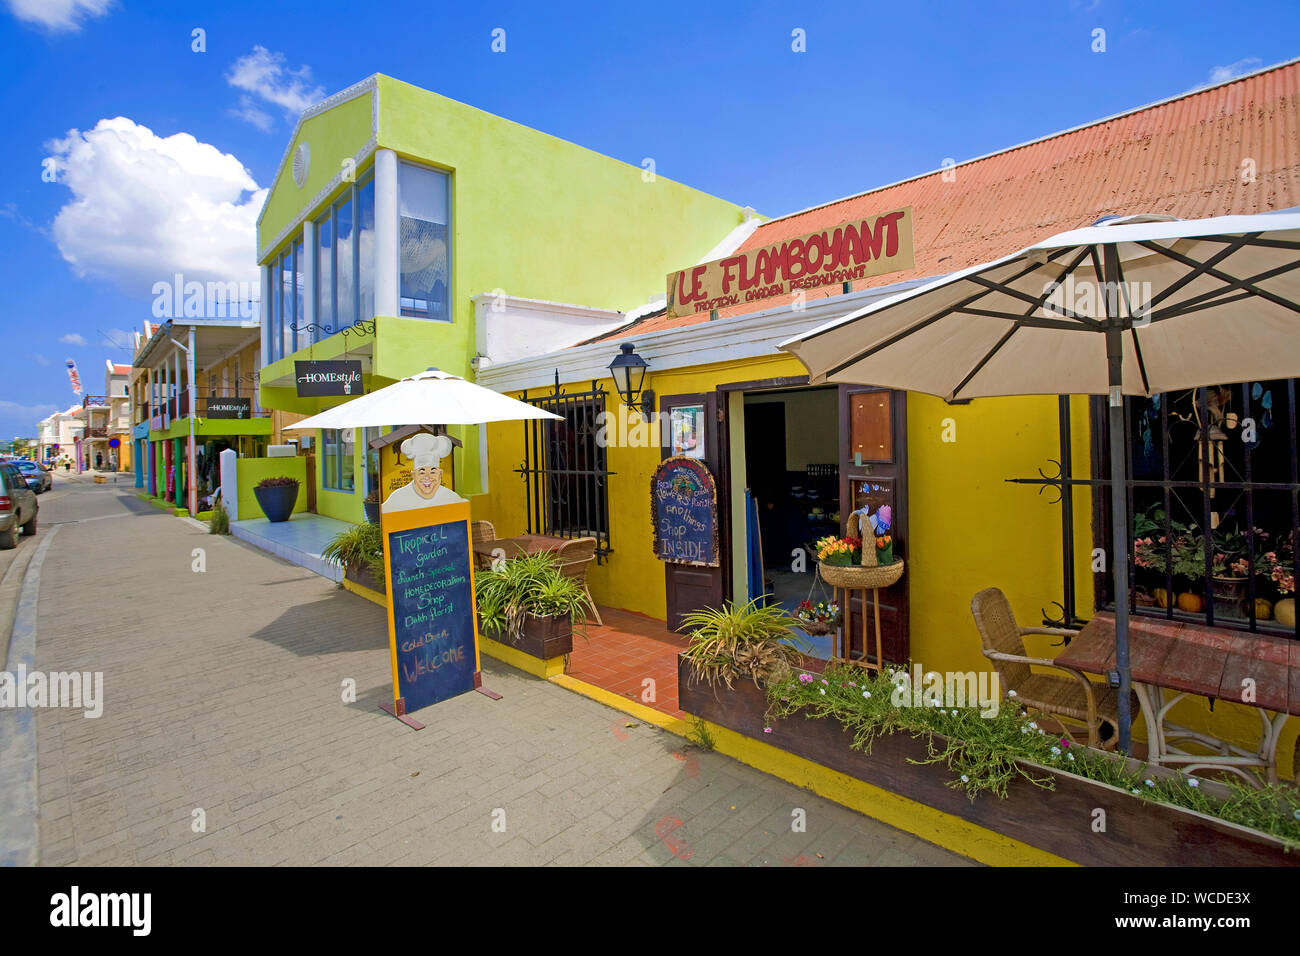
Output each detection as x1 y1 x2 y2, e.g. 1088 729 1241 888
381 501 480 713
651 456 719 566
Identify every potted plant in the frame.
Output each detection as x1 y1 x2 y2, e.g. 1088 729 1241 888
679 598 809 690
363 489 382 524
322 520 385 592
795 599 840 635
474 553 594 659
253 475 300 522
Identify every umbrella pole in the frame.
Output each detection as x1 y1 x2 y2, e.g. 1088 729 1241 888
1105 294 1133 753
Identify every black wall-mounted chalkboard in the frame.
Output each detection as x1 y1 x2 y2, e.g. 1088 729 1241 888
651 456 719 567
385 517 477 712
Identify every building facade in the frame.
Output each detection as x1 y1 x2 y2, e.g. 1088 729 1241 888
255 73 751 524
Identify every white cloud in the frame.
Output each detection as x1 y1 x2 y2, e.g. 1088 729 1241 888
0 400 61 427
1207 58 1262 85
4 0 111 32
43 117 266 296
59 333 87 346
228 95 274 133
226 46 325 128
30 354 51 366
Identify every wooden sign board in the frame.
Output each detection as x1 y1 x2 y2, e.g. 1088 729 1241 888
651 456 719 566
380 501 481 714
666 206 914 317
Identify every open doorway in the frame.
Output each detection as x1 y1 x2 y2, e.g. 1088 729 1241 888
735 386 841 657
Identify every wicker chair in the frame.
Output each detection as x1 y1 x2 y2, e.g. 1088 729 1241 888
470 521 497 571
555 536 602 625
971 587 1133 749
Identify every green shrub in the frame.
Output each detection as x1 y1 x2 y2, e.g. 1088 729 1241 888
208 499 230 535
679 598 809 691
474 553 594 642
255 475 299 489
322 520 382 570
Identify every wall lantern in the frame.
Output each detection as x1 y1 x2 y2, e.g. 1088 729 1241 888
608 342 654 417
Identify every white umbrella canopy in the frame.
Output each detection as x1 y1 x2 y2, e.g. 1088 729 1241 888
780 212 1300 399
779 210 1300 752
284 367 562 431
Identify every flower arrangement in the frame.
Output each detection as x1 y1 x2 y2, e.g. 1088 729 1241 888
795 599 841 635
864 504 895 563
815 534 861 566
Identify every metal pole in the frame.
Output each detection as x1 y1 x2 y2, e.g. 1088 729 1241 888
188 327 197 518
1104 244 1133 753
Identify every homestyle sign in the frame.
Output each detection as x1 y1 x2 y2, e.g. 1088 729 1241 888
651 456 719 566
206 396 250 419
381 502 480 713
666 206 915 317
295 360 364 398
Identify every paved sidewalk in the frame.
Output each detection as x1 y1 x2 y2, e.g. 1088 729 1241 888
30 485 972 866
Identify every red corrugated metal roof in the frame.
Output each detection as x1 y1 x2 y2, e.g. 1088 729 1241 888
595 59 1300 342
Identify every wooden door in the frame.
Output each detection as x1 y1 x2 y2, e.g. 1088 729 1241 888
660 392 724 632
839 386 910 665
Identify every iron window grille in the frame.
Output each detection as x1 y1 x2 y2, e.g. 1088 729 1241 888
1011 382 1300 638
516 380 613 563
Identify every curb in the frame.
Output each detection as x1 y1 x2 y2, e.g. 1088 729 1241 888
0 525 60 867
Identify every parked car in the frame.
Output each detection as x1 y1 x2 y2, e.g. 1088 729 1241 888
14 459 52 493
0 462 38 548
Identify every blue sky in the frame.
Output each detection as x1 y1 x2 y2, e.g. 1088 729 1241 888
0 0 1296 439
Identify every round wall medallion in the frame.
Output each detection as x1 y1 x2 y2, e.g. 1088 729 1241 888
292 143 310 188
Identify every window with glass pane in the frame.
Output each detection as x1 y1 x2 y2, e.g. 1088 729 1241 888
323 429 339 490
398 163 449 320
357 177 376 322
293 238 307 351
266 264 280 363
335 195 355 329
340 428 355 491
316 214 334 340
280 250 294 359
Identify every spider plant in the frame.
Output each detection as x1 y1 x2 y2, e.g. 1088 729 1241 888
679 598 809 690
321 520 383 573
474 553 595 643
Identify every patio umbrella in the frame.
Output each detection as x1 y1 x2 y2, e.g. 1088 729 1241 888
284 367 562 431
779 210 1300 751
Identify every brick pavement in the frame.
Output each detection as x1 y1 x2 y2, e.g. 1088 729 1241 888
30 484 973 866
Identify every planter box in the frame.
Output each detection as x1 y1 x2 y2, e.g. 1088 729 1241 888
677 655 1298 866
480 613 573 661
344 562 385 594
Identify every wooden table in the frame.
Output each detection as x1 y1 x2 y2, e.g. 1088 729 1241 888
1056 612 1300 784
471 534 566 570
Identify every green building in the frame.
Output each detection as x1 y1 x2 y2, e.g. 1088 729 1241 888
256 73 750 523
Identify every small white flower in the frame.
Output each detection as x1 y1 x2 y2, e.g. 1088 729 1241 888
960 774 969 783
1028 721 1038 730
1050 746 1061 756
1188 778 1199 788
1144 779 1154 787
1007 689 1018 698
862 691 871 698
1038 728 1045 735
819 688 825 695
1067 752 1075 762
1293 809 1300 821
1020 726 1029 734
1131 788 1141 795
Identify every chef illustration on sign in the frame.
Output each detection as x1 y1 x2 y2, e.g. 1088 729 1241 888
382 433 466 512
